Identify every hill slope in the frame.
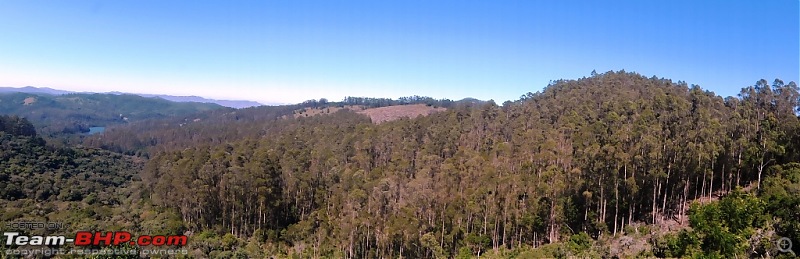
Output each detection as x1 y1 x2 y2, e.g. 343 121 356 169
0 92 226 137
136 94 264 108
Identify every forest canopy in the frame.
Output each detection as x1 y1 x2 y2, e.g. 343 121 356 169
137 71 800 257
2 71 799 258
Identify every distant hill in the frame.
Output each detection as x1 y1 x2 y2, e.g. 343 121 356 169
0 92 227 137
137 94 263 108
0 86 73 95
0 86 264 108
456 97 487 105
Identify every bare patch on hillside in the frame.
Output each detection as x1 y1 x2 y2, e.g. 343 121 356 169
286 104 446 123
357 104 446 124
23 97 36 105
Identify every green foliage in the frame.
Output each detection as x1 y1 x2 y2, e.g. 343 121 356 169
420 232 447 258
464 233 491 255
656 190 767 257
454 247 473 259
567 232 592 253
341 95 455 108
0 116 140 202
514 243 564 258
689 202 740 257
762 163 800 251
652 230 701 258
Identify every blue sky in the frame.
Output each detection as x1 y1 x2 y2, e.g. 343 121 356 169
0 1 797 104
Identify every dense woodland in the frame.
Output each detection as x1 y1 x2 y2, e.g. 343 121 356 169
0 115 135 202
1 71 799 258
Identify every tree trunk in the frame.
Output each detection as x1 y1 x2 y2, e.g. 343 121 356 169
662 161 671 220
549 197 559 243
652 178 658 223
613 176 619 236
736 150 742 187
680 177 689 225
709 161 715 199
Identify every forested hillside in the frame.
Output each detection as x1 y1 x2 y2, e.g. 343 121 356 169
0 92 225 138
0 115 185 257
125 71 800 257
82 96 456 156
0 115 134 202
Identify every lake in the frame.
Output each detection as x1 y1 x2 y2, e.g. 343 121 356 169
87 126 106 135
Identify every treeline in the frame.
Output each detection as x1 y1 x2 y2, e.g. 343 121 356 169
0 115 37 137
340 96 456 108
302 96 456 109
139 71 800 257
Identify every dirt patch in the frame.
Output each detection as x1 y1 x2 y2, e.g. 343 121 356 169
286 105 365 119
286 104 445 124
23 97 36 105
357 104 446 124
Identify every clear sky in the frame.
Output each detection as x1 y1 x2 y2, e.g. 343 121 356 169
0 1 797 104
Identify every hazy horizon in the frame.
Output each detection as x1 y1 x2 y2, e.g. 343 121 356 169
0 1 797 104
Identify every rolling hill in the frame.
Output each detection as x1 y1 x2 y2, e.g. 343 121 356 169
0 86 265 108
0 92 228 137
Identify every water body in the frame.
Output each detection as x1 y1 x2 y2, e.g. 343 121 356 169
87 126 105 135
